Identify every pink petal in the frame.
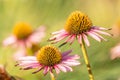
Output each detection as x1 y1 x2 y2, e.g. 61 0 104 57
56 64 67 72
91 31 107 41
43 66 49 75
51 29 66 35
93 29 112 36
32 66 43 74
25 40 32 48
78 35 82 45
82 34 90 46
49 31 69 43
3 35 16 46
92 26 110 30
87 31 101 42
28 26 46 43
54 65 60 74
66 35 76 45
16 40 27 48
18 56 37 61
62 54 80 60
62 50 72 57
51 34 69 44
36 26 46 32
49 66 53 72
21 63 41 69
18 61 39 67
62 64 73 71
62 61 80 66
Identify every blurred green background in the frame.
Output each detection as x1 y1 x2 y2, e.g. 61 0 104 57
0 0 120 80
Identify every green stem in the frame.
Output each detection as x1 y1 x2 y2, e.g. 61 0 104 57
81 40 94 80
50 72 56 80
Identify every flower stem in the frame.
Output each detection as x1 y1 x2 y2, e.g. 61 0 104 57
50 72 56 80
81 40 94 80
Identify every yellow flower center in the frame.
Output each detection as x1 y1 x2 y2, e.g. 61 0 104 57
37 45 62 66
31 44 40 53
64 11 92 34
13 22 33 39
27 44 40 56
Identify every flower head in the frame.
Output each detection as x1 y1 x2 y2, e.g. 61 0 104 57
13 22 33 39
65 11 92 35
15 45 80 75
3 22 46 48
48 11 112 46
110 43 120 60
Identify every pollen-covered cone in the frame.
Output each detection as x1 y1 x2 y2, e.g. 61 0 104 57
15 45 80 75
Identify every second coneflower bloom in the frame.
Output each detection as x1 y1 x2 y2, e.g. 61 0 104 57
15 45 80 76
3 22 46 48
49 11 111 46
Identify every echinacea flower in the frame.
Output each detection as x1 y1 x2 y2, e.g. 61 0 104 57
110 43 120 60
3 22 45 48
48 11 112 46
15 45 80 76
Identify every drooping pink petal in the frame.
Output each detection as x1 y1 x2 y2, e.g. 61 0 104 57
32 66 43 74
62 60 80 66
82 34 90 46
62 55 80 60
54 65 60 74
25 40 32 48
28 26 46 43
18 61 39 67
92 26 111 30
51 33 69 44
87 31 101 42
18 56 37 61
43 66 49 75
78 35 82 45
56 64 67 72
21 63 41 69
3 35 17 46
57 64 74 72
93 29 112 36
61 64 73 71
49 66 53 72
17 40 27 48
62 50 72 57
91 31 107 41
49 31 69 43
66 35 76 45
51 29 66 35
